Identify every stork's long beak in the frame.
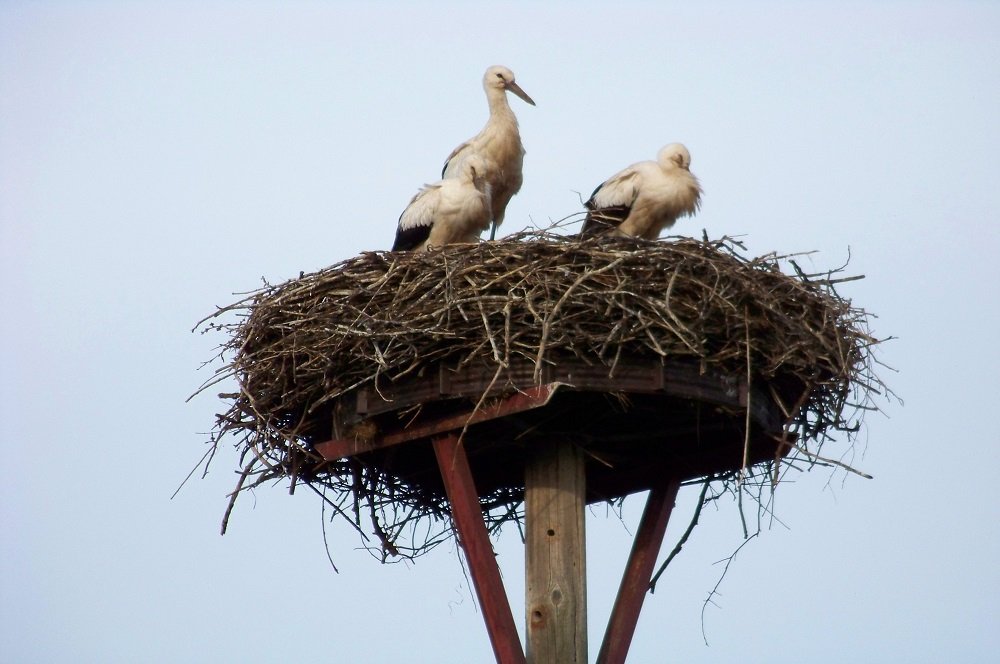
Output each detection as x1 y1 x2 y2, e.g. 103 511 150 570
506 81 536 106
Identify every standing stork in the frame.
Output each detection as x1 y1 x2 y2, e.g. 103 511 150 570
392 155 492 252
442 65 535 240
580 143 702 240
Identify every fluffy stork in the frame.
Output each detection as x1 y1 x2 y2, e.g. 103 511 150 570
442 65 535 239
580 143 702 240
392 155 492 251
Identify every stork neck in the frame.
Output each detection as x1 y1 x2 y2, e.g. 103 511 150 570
486 88 518 127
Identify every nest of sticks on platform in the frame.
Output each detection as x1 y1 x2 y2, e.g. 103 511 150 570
194 230 888 558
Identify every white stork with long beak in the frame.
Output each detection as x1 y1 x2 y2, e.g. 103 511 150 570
580 143 702 240
442 65 535 239
392 155 492 252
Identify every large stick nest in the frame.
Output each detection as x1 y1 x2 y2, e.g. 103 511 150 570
195 231 888 558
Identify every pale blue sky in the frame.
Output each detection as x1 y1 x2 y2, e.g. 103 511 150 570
2 2 998 662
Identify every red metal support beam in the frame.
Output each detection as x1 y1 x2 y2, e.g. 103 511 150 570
432 434 525 664
596 478 682 664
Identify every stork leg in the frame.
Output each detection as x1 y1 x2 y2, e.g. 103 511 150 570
489 220 498 241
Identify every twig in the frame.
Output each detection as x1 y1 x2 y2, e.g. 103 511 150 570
220 460 255 536
775 437 874 479
650 479 711 592
701 533 759 646
171 444 215 500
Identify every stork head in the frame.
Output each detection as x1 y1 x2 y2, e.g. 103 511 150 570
658 143 692 171
483 65 536 106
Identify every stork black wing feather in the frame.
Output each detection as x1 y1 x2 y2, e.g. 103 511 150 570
392 223 432 251
580 207 630 238
579 177 634 238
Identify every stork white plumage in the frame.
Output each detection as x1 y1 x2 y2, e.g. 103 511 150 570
392 155 492 252
442 65 535 240
580 143 702 240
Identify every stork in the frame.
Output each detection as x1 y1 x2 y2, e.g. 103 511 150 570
442 65 535 240
392 155 492 252
580 143 702 240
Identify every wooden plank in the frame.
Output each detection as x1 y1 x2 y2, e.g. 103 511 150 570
525 440 587 663
596 479 682 664
343 356 784 435
433 434 525 664
315 384 561 461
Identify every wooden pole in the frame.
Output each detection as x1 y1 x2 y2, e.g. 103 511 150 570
596 479 681 664
525 440 587 663
433 435 525 664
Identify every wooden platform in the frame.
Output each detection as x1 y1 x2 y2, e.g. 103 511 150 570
314 355 792 503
